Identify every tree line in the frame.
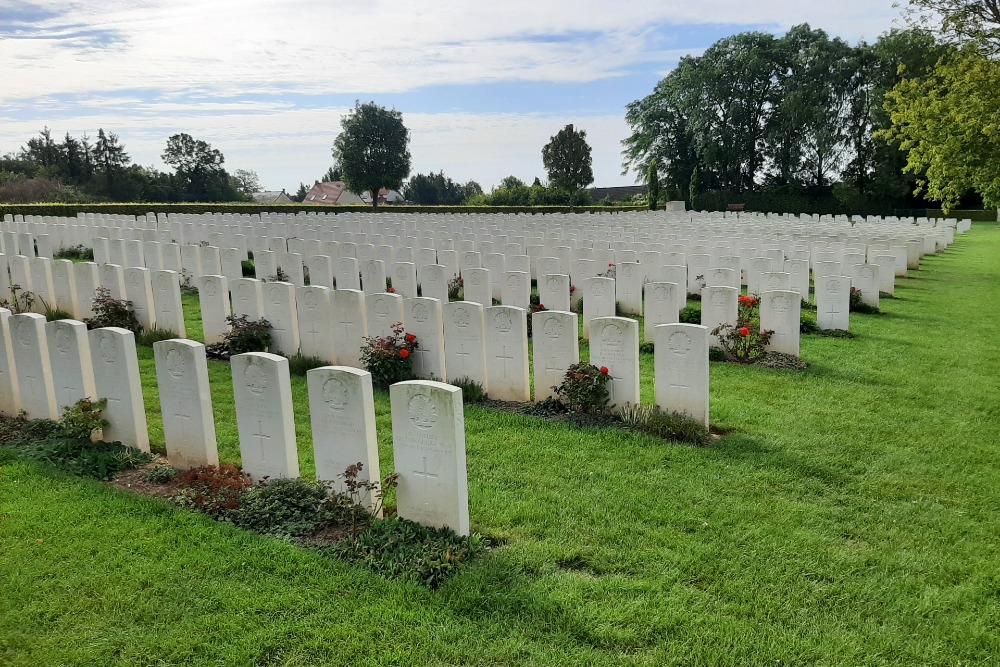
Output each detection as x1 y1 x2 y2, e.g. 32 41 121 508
0 129 254 204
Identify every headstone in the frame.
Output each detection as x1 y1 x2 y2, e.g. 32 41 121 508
531 310 579 401
365 292 404 340
296 286 336 362
330 289 367 367
360 259 387 294
501 271 530 309
230 277 265 320
0 309 20 415
335 257 361 290
390 380 469 535
483 306 529 401
783 259 811 304
462 267 492 307
538 274 571 313
417 264 448 303
643 281 680 341
701 286 739 347
98 263 127 300
72 262 100 319
308 366 381 512
262 281 300 356
8 313 58 419
124 267 156 332
305 255 334 288
231 352 298 482
403 297 446 380
29 257 55 315
50 259 79 318
198 275 232 345
816 276 851 330
154 339 219 469
615 262 643 314
589 316 640 411
760 290 801 357
443 301 488 389
654 323 709 426
391 262 418 298
254 249 278 281
583 276 616 339
851 263 880 310
89 327 149 451
46 319 97 412
150 270 187 338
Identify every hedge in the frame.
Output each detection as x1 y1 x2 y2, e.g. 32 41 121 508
0 203 647 218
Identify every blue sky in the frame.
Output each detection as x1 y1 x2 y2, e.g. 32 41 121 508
0 1 901 193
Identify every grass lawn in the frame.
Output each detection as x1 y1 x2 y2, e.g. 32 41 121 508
2 224 999 666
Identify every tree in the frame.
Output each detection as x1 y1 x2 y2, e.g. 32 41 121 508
231 169 262 195
323 165 343 182
403 171 465 205
161 133 237 201
541 124 594 192
647 159 660 210
497 175 525 190
293 182 309 202
880 46 1000 210
331 101 411 209
904 0 1000 54
92 128 131 197
461 180 483 199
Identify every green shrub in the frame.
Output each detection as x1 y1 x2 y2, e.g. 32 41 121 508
679 303 701 324
212 314 272 356
136 328 178 346
639 341 655 354
84 287 141 333
712 295 773 363
58 397 108 440
800 310 819 334
241 260 255 277
360 322 418 389
448 275 464 300
43 306 74 322
287 352 326 377
18 436 152 479
553 362 612 414
54 244 94 261
328 517 491 589
449 377 487 404
632 408 711 446
1 283 35 314
227 477 329 538
849 287 880 314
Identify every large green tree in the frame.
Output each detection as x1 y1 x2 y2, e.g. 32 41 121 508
403 171 465 205
541 124 594 193
331 101 411 209
161 133 239 201
905 0 1000 53
880 46 1000 209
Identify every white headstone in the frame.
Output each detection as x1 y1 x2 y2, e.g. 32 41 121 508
462 267 492 308
9 313 58 419
654 323 709 426
851 263 880 309
643 281 680 341
538 273 571 313
443 302 488 389
295 286 335 362
89 327 149 451
403 297 446 380
230 277 265 320
308 366 381 512
330 289 368 367
231 352 299 482
154 339 219 469
73 262 100 320
531 310 579 401
589 316 640 411
390 380 469 535
760 290 801 357
46 319 97 412
701 286 739 347
150 270 187 338
262 281 300 356
483 306 529 401
816 276 851 330
501 271 530 309
0 309 21 415
198 275 232 345
583 276 616 339
124 267 156 332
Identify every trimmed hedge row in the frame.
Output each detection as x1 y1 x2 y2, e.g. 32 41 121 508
924 209 998 222
0 203 647 217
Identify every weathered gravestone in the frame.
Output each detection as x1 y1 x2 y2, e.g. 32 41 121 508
483 306 529 401
89 327 149 451
760 290 801 357
124 267 156 332
262 281 300 356
583 276 616 339
538 274 571 313
654 323 709 426
816 276 851 331
643 281 681 341
589 316 640 411
231 352 298 482
150 270 186 337
9 313 58 420
330 289 367 367
403 297 446 380
154 339 219 469
198 275 232 345
308 366 381 513
443 301 488 389
366 292 404 339
462 267 492 308
296 286 336 363
46 319 97 412
390 380 469 535
0 308 20 415
531 310 579 401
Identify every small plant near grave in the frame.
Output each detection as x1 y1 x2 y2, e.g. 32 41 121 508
171 464 252 518
694 274 707 291
328 517 490 589
679 303 701 324
323 463 400 534
178 268 198 295
553 362 612 414
84 287 141 333
800 310 819 333
145 464 178 484
58 397 109 440
241 260 255 277
600 263 616 279
210 314 272 357
712 295 773 363
23 437 152 480
54 244 94 261
263 267 290 284
621 405 711 446
35 294 73 322
136 327 178 347
287 352 326 376
849 287 880 314
1 283 35 314
639 340 655 354
521 396 570 417
448 275 464 300
574 296 584 314
360 322 418 388
449 377 487 404
227 477 330 538
526 302 547 338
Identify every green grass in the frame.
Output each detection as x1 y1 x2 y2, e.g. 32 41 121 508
2 223 999 665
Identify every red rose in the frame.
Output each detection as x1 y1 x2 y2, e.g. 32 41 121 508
739 327 750 337
388 287 396 293
537 303 544 310
406 333 416 343
600 366 609 375
399 349 409 358
608 263 614 267
570 285 576 293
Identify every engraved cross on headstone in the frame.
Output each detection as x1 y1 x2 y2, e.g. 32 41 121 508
252 420 270 462
412 456 439 491
496 345 515 378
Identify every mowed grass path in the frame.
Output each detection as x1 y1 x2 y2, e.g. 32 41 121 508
2 224 998 666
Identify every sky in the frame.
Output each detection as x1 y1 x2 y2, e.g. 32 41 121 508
0 1 902 194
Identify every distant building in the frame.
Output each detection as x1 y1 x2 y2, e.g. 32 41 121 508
359 187 405 206
250 190 293 204
302 181 366 205
588 185 648 202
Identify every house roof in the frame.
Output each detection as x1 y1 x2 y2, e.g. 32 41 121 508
250 190 290 203
302 181 365 205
